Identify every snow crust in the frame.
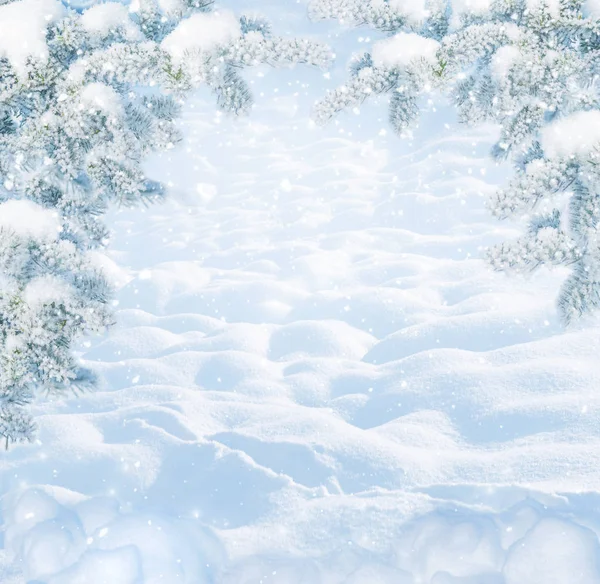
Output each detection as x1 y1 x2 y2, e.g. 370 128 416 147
80 3 141 41
161 10 241 64
371 32 440 69
541 110 600 159
0 200 60 240
0 0 65 77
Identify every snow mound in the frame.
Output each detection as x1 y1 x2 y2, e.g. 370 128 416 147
0 0 65 77
503 517 600 584
268 320 376 361
2 2 600 581
3 487 224 584
6 486 600 583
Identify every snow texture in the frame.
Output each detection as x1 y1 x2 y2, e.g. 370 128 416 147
371 32 440 69
0 200 61 240
23 276 73 310
526 0 561 16
2 0 600 583
452 0 492 19
80 3 141 41
586 0 600 17
386 0 429 23
541 110 600 159
0 0 65 77
491 45 520 81
161 10 242 64
79 83 124 117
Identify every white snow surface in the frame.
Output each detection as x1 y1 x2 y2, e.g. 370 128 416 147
161 10 241 63
23 276 73 310
371 32 440 69
541 110 600 159
491 45 521 81
526 0 561 16
0 0 65 77
451 0 492 20
80 83 124 116
586 0 600 17
80 2 141 41
0 199 61 240
3 1 600 583
385 0 429 23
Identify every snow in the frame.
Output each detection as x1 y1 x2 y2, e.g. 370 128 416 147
387 0 429 23
161 10 241 64
3 0 600 582
541 110 600 159
452 0 492 19
80 3 141 41
157 0 185 16
526 0 561 16
0 199 61 240
23 275 73 309
0 0 65 77
371 32 440 69
491 45 521 81
80 83 123 117
586 0 600 18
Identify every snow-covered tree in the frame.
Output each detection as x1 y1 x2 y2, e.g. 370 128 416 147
0 0 330 447
309 0 600 324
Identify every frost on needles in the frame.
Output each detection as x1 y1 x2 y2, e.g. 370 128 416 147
0 0 330 448
309 0 600 324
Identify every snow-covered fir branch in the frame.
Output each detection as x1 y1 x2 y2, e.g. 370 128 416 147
308 0 600 323
0 0 331 447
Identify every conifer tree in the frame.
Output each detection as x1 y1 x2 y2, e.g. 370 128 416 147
0 0 330 447
309 0 600 324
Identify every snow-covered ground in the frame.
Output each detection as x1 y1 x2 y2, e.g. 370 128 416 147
3 1 600 582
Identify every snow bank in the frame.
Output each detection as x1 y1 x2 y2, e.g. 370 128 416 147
541 110 600 159
161 10 241 64
0 199 60 240
0 0 65 77
371 32 440 69
3 487 224 584
80 83 123 117
80 3 141 41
